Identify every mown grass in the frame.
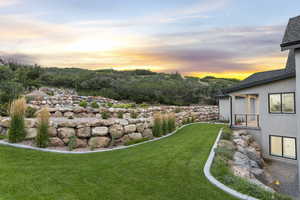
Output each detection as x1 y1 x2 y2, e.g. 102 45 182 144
0 123 237 200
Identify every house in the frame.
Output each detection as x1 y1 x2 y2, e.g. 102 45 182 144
219 16 300 168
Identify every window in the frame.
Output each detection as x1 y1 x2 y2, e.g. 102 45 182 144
270 135 297 159
269 93 295 114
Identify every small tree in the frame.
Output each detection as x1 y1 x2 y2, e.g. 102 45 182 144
8 97 27 143
36 108 50 148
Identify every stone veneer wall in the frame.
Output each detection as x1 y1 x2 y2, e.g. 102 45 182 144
0 105 218 149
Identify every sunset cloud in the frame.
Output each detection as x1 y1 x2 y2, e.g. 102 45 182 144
0 0 297 79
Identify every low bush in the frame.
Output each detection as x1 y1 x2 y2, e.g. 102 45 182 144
113 103 136 109
101 111 111 119
125 138 149 146
36 108 50 148
90 101 99 109
0 103 9 116
79 101 88 108
117 111 124 119
106 102 113 107
214 147 234 161
8 98 27 143
130 112 138 119
25 106 38 118
174 107 181 113
68 136 77 151
139 103 149 108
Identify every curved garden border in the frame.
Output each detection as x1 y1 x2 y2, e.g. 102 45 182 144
0 122 223 154
203 128 259 200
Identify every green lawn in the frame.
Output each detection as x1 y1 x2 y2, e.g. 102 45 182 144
0 123 237 200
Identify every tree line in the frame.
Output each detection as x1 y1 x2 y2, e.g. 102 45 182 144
0 63 239 106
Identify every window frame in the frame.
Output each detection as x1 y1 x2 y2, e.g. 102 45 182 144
268 92 296 114
269 135 297 160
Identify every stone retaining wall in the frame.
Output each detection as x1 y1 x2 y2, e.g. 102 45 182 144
0 106 218 150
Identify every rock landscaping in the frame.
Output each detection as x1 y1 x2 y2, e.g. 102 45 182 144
211 129 291 200
0 88 219 151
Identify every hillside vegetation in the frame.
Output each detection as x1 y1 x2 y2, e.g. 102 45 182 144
0 63 239 105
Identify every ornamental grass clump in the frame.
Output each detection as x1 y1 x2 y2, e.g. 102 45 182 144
152 113 163 137
36 108 50 148
8 97 27 143
167 113 176 133
161 115 169 135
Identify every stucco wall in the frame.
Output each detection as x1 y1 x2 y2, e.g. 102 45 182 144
229 78 297 163
218 98 230 121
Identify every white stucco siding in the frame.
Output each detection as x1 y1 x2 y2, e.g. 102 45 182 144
219 98 230 121
229 78 297 163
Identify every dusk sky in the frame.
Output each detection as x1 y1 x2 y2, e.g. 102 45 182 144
1 0 300 79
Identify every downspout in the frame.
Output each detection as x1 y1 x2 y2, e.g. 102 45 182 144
230 96 233 128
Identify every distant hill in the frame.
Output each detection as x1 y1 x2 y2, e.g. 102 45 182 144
0 64 239 105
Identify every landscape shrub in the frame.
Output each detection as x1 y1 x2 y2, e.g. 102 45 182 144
90 101 99 109
79 100 88 108
8 98 27 143
68 136 77 151
153 113 163 137
101 111 111 119
113 103 136 109
0 103 9 116
175 107 181 113
221 129 232 141
25 106 38 118
139 103 149 108
106 102 113 107
36 108 50 148
130 111 138 119
117 111 124 119
125 138 149 146
214 147 234 161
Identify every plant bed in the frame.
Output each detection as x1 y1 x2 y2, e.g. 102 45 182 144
211 128 292 200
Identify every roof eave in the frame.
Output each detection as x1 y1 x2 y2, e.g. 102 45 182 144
281 41 300 51
223 72 295 94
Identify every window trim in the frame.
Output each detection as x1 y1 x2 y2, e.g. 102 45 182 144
268 92 296 114
269 135 297 160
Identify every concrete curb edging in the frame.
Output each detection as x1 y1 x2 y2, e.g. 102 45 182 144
203 128 259 200
0 122 226 154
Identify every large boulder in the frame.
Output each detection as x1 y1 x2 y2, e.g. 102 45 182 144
231 165 252 179
92 127 108 136
142 129 153 139
128 132 143 140
58 128 75 138
76 138 88 148
48 127 57 137
77 127 91 138
0 118 10 128
233 138 247 148
124 124 137 133
49 137 65 147
25 119 37 128
233 152 250 167
25 128 37 139
136 123 145 133
88 137 110 148
53 111 63 117
109 124 124 139
64 112 74 119
57 119 76 128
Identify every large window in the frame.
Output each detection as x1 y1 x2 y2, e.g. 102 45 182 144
270 135 297 159
269 93 295 114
